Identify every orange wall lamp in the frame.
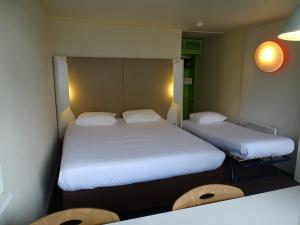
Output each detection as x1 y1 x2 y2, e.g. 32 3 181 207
254 41 284 73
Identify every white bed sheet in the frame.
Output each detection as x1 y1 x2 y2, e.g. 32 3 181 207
58 119 225 191
182 120 294 160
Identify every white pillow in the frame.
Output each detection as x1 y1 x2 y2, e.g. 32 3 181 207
76 112 117 126
122 109 161 124
189 112 227 124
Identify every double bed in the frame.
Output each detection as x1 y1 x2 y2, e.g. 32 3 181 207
59 118 225 216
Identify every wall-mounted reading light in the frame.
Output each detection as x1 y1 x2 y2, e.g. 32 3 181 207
254 41 284 72
278 4 300 41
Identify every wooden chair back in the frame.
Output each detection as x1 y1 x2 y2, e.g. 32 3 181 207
30 208 120 225
172 184 244 210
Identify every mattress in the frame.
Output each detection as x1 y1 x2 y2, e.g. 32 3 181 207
58 119 225 191
182 120 294 160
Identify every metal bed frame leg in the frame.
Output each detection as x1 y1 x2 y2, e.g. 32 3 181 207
226 154 290 182
269 157 276 176
229 157 238 183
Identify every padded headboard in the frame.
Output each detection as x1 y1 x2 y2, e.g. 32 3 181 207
67 57 173 119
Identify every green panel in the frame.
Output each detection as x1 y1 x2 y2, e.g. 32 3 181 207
183 39 202 49
184 69 195 78
183 85 195 98
182 49 202 55
182 39 202 54
181 38 202 120
181 54 196 69
183 98 195 120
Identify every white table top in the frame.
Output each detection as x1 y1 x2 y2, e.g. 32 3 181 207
114 186 300 225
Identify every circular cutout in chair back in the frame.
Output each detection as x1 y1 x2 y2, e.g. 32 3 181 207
61 220 82 225
200 193 215 199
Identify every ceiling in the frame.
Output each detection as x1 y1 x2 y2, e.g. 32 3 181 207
43 0 300 32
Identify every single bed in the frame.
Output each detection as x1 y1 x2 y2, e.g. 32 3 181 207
182 120 294 160
59 118 225 216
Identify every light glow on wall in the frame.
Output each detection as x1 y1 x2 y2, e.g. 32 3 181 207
168 82 173 99
254 41 284 73
68 84 74 102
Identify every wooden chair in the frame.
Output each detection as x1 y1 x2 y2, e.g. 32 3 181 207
30 208 120 225
172 184 244 211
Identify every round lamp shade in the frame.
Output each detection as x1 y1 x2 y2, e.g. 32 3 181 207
278 4 300 41
254 41 284 73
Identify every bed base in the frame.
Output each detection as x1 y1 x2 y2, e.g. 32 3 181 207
62 167 225 219
228 154 291 182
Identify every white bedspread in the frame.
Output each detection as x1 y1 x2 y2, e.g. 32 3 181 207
182 120 294 160
58 119 225 191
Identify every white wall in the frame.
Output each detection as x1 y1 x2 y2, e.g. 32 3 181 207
50 20 182 59
197 20 300 174
0 1 57 224
240 20 300 173
197 30 246 122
